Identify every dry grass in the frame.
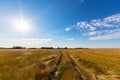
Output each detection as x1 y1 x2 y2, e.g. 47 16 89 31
0 49 60 80
0 49 120 80
67 49 120 80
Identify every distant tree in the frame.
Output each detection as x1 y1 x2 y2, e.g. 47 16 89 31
12 46 26 49
74 47 89 49
41 47 54 49
57 47 61 49
28 48 37 49
64 47 68 49
0 47 5 49
74 47 83 49
48 47 54 49
41 47 45 49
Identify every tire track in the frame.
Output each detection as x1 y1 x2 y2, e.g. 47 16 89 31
69 54 98 80
67 53 84 80
58 51 84 80
49 52 62 80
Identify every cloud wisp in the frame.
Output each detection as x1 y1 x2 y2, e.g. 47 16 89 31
78 0 84 4
67 38 74 41
12 38 52 47
65 27 72 31
62 36 74 41
65 13 120 40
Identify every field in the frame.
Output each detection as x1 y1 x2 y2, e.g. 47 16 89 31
0 49 120 80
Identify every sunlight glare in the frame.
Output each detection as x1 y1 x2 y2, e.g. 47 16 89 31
12 19 32 34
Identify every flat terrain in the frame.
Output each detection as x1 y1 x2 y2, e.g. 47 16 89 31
0 49 120 80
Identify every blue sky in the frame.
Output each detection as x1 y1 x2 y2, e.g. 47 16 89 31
0 0 120 48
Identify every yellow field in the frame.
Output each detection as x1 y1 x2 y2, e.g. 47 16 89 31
67 49 120 80
0 49 120 80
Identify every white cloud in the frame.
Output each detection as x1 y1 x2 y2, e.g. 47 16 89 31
67 38 74 41
62 36 74 41
65 27 71 31
12 38 52 47
21 38 51 44
104 13 120 23
90 13 120 28
89 32 120 40
90 19 114 27
77 22 96 30
66 13 120 40
89 31 97 36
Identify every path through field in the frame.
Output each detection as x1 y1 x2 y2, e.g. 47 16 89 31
0 49 120 80
59 52 84 80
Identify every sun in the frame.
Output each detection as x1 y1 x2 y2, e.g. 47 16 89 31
15 20 30 32
9 0 33 35
12 18 32 34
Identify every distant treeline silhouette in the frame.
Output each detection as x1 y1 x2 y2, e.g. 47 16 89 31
0 46 88 49
12 46 26 49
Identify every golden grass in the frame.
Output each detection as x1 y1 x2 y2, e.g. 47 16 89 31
0 49 60 80
0 49 120 80
68 49 120 75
